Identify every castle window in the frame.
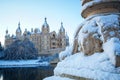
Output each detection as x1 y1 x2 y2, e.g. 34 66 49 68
53 47 55 49
52 43 55 45
53 34 55 38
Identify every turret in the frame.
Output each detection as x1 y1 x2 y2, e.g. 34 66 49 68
42 18 49 34
23 28 27 36
5 29 10 39
58 22 66 48
81 0 120 18
59 22 65 36
16 22 22 38
6 29 8 34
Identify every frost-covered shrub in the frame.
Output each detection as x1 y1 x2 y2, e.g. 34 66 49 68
3 38 38 60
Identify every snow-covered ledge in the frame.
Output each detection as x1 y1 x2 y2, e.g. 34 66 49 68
54 52 120 80
0 60 49 68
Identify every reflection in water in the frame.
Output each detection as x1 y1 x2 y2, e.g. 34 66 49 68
0 75 3 80
0 65 55 80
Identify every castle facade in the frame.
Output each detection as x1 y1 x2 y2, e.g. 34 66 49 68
5 18 69 55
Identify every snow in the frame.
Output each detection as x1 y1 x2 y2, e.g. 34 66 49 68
54 52 120 80
78 14 120 45
0 59 49 68
45 14 120 80
0 75 3 80
103 38 120 65
95 14 119 30
43 76 73 80
59 46 73 61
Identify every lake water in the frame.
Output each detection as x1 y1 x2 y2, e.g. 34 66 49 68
0 65 55 80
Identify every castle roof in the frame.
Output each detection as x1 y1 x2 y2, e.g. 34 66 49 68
16 22 22 33
42 17 49 28
60 22 65 32
6 29 8 34
34 28 41 33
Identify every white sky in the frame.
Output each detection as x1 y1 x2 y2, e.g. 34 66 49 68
0 0 84 45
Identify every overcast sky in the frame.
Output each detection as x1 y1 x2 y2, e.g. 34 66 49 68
0 0 84 45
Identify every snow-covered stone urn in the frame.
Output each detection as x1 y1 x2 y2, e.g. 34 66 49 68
73 0 120 67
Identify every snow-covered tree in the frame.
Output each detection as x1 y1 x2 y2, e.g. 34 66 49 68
3 38 38 60
0 42 3 51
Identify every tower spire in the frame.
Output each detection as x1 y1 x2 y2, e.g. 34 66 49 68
42 17 49 33
45 17 47 22
60 22 65 32
61 22 63 27
18 21 20 28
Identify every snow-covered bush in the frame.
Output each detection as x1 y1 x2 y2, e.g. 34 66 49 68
3 38 38 60
59 46 73 61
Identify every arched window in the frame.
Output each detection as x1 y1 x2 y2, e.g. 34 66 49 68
53 34 55 38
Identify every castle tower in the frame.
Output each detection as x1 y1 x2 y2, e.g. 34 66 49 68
5 29 9 38
16 22 22 39
58 22 66 48
5 29 13 48
73 0 120 67
5 29 9 47
41 18 50 51
42 18 50 34
81 0 120 18
59 22 65 35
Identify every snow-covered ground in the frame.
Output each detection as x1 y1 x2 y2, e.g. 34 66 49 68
44 76 73 80
45 52 120 80
0 59 49 68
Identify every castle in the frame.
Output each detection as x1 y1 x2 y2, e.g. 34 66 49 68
5 18 69 55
